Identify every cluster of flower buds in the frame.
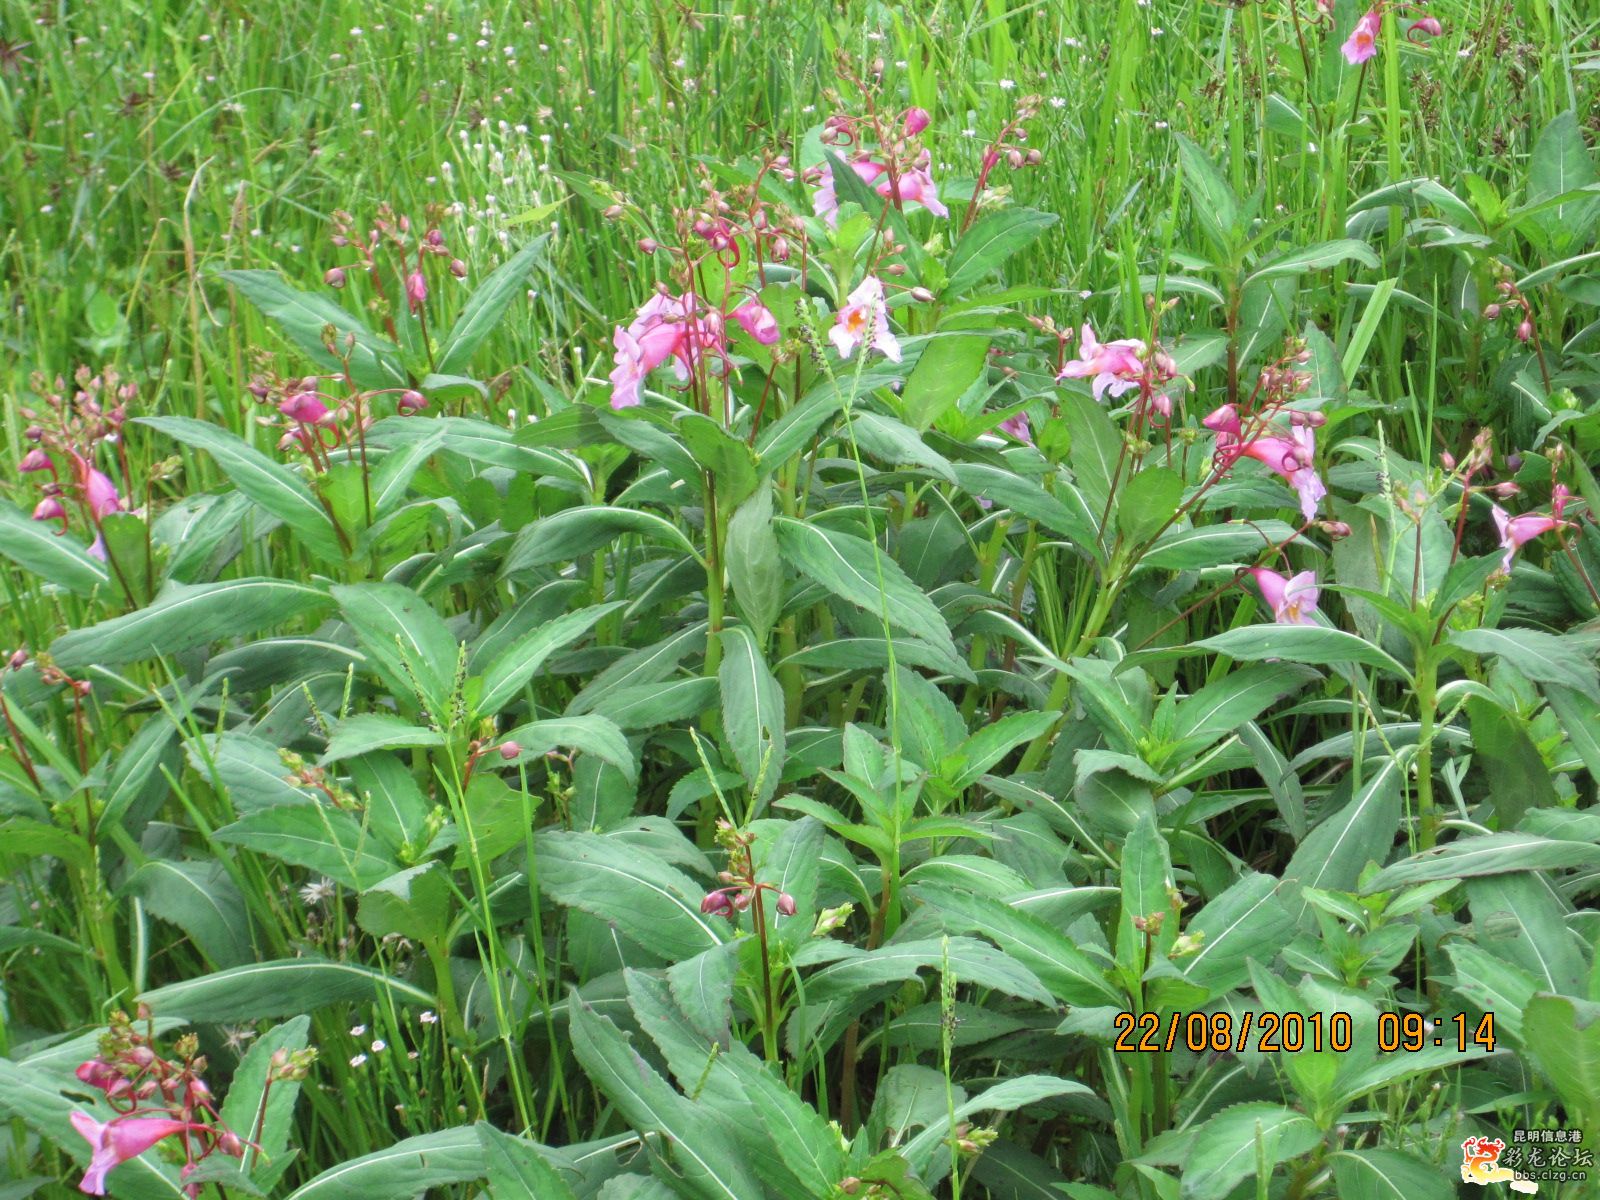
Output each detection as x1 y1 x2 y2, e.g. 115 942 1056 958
68 1007 299 1196
699 821 797 923
1483 274 1536 343
278 750 356 810
246 359 426 467
327 204 465 321
33 657 93 699
808 97 950 229
18 369 137 560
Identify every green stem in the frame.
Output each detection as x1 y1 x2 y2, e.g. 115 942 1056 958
1414 651 1439 850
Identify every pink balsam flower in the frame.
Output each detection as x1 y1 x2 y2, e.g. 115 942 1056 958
1057 325 1146 401
1492 503 1566 571
70 1112 197 1196
998 412 1033 444
279 392 331 425
1342 10 1381 64
1250 567 1320 626
730 298 780 345
830 275 901 362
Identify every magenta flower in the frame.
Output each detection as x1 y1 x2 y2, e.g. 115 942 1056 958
279 392 331 425
70 1111 197 1195
607 291 712 409
829 275 901 363
405 271 427 314
903 107 931 137
1342 10 1380 64
19 448 51 473
1409 16 1442 39
998 412 1033 444
1057 325 1146 401
68 454 126 523
814 158 948 226
32 497 66 525
1250 568 1320 626
731 297 780 345
1492 504 1566 571
880 168 948 219
1204 405 1327 522
1202 403 1242 449
397 389 428 413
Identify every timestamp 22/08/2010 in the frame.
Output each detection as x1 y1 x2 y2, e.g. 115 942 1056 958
1113 1010 1496 1055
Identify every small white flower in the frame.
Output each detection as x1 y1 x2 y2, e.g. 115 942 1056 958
350 1024 367 1037
349 1053 367 1068
420 1010 438 1025
999 78 1016 90
370 1039 387 1053
299 878 335 905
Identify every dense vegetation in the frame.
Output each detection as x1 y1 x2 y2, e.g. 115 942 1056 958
2 1 1599 1197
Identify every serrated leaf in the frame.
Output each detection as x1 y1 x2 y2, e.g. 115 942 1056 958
125 859 253 968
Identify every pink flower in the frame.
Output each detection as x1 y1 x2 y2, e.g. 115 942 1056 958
19 449 51 473
1205 406 1326 522
1342 10 1380 64
70 1112 196 1196
813 159 886 226
998 412 1033 444
1409 16 1442 39
32 497 66 524
74 1061 131 1099
1492 504 1565 571
279 392 331 425
878 167 948 219
1202 403 1242 449
1057 324 1146 401
397 389 428 413
1250 568 1320 626
829 275 901 363
69 454 125 523
730 298 780 345
405 271 427 314
903 107 931 137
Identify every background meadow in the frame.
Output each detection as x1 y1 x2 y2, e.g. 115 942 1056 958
3 0 1600 1197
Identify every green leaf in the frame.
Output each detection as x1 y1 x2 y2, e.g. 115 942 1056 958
1147 624 1411 681
677 412 759 508
125 859 253 968
949 463 1103 560
1283 758 1403 899
1330 1149 1454 1200
725 483 784 644
947 711 1059 790
476 601 623 718
357 863 452 945
536 830 723 960
1525 111 1600 251
332 582 460 716
849 412 957 482
803 936 1054 1008
1178 1103 1319 1200
568 997 762 1200
220 269 407 390
718 625 785 811
774 517 957 660
321 713 443 763
903 1075 1090 1183
214 805 398 890
477 1124 579 1200
1243 238 1379 286
218 1017 311 1192
501 714 636 781
140 957 432 1022
369 415 588 488
588 677 719 731
1449 627 1600 701
1118 467 1184 544
903 328 990 431
1364 832 1600 892
1174 134 1241 259
369 428 444 518
1117 811 1174 977
502 505 702 575
1181 872 1296 994
435 238 547 375
138 416 344 559
50 578 329 671
1467 872 1587 995
345 753 431 849
283 1127 487 1200
944 208 1059 295
0 500 110 597
1523 994 1600 1130
1060 389 1123 518
1166 663 1319 761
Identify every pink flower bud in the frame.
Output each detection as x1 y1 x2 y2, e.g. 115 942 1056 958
426 228 444 247
909 286 935 303
700 890 733 917
1506 453 1524 472
603 204 624 220
1411 16 1442 37
405 271 428 312
1516 319 1533 342
638 237 659 254
8 648 27 671
1440 450 1456 470
279 392 331 425
497 741 521 761
24 425 44 442
398 390 428 413
73 679 92 697
324 267 347 288
770 237 789 262
449 258 468 278
902 106 931 137
1483 303 1501 319
776 892 796 916
32 497 65 523
1007 148 1024 169
19 448 51 472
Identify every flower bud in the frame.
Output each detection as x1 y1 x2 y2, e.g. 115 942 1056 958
700 890 733 917
902 106 931 137
909 286 935 303
24 425 44 442
19 448 51 472
1320 520 1352 539
1505 453 1523 472
426 228 444 247
1007 148 1025 169
31 497 65 522
1440 450 1456 470
449 258 468 279
405 271 428 311
1482 303 1500 319
398 390 428 413
638 237 659 254
1516 319 1533 342
769 237 789 262
497 740 521 761
603 204 624 220
776 892 796 916
1411 16 1442 37
8 648 27 671
1025 148 1043 166
73 679 92 697
324 267 347 288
